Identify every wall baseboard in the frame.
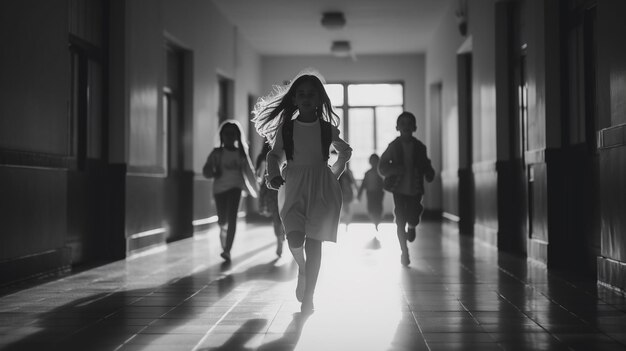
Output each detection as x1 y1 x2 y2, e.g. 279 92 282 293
598 256 626 294
126 228 166 257
0 247 72 287
528 238 548 266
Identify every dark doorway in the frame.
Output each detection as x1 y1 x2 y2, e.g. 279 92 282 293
559 0 599 275
66 0 120 265
496 0 527 255
164 43 193 242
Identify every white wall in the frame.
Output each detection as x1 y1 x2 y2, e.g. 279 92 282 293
425 2 466 213
125 0 262 173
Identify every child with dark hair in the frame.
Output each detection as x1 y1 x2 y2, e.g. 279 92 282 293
358 153 385 232
203 120 258 262
378 112 435 266
253 68 352 313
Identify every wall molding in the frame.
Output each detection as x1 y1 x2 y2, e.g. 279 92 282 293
598 123 626 149
440 168 458 179
472 160 497 173
0 149 75 169
525 148 545 165
528 238 548 266
127 228 166 257
442 212 460 223
192 215 218 233
127 165 167 177
0 247 71 286
598 256 626 293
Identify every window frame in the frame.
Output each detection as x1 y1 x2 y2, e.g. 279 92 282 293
325 81 405 180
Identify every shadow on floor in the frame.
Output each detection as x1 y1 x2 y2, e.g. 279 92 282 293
2 243 295 350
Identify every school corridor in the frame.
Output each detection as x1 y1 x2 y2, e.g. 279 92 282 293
2 220 626 351
3 1 626 350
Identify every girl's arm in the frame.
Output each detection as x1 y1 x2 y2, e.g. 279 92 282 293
329 126 352 178
266 126 286 187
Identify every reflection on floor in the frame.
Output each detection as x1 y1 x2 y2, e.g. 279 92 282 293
1 220 626 350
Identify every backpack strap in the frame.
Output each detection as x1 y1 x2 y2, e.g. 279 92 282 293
282 118 333 161
282 118 295 161
320 120 332 161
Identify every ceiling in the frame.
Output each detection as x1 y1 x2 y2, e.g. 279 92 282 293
211 0 454 56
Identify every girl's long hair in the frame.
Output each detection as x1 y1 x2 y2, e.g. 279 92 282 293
218 119 251 161
252 68 339 145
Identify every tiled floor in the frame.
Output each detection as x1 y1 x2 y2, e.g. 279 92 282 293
1 220 626 351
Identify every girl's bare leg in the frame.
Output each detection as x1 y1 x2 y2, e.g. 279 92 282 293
276 236 285 257
287 231 306 302
302 238 321 313
273 211 285 257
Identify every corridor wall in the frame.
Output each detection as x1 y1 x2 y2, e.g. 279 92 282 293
424 2 466 230
426 0 502 246
596 0 626 293
425 0 625 294
1 0 93 284
124 0 261 255
0 0 262 285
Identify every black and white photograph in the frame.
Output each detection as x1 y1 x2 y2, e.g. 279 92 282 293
1 0 625 350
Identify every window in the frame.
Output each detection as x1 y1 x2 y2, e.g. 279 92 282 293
325 83 404 179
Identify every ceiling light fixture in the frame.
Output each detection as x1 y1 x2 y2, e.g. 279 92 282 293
321 12 346 30
330 40 351 57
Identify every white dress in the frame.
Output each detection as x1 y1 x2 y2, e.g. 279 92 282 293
266 119 352 242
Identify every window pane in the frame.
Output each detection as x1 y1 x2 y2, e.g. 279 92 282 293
325 84 344 106
348 84 403 106
375 106 404 157
347 108 374 179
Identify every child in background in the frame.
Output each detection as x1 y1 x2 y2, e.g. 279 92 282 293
255 142 285 257
357 153 385 232
253 68 352 313
378 112 434 266
203 120 259 262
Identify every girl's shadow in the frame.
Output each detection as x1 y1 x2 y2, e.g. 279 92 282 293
200 313 309 351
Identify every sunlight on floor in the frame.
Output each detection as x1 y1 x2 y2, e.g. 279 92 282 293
292 223 407 350
4 220 626 350
187 222 412 351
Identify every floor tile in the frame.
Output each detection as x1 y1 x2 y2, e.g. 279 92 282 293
1 221 626 350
